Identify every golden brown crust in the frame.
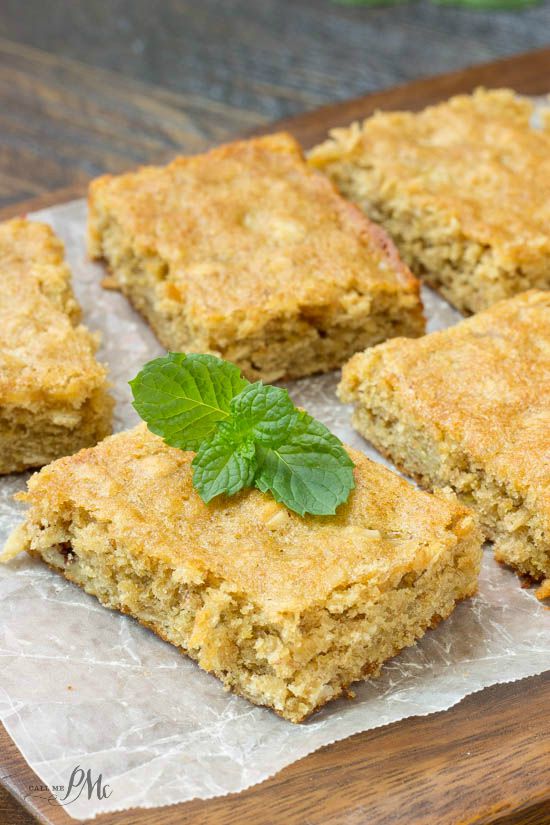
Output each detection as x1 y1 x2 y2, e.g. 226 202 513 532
19 423 476 614
0 218 109 408
0 218 113 473
13 425 481 721
310 89 550 259
89 132 419 305
87 132 424 379
340 290 550 592
0 217 80 322
341 290 550 526
309 89 550 314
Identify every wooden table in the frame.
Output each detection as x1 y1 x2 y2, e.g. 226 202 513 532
1 39 549 825
2 0 550 208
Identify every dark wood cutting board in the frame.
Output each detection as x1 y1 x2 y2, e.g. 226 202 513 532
1 47 549 825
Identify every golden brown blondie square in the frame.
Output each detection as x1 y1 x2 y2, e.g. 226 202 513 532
339 290 550 597
309 89 550 315
4 424 481 721
0 218 113 474
88 132 424 381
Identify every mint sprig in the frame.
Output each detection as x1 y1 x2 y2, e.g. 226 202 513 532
129 353 248 452
193 422 257 502
130 353 355 517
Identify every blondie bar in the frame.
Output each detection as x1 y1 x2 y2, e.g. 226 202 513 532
88 132 424 381
339 290 550 597
309 89 550 314
4 424 481 721
0 218 113 474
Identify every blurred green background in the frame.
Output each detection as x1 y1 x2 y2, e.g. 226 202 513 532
335 0 540 8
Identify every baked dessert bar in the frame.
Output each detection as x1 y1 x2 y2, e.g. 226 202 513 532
339 290 550 597
4 424 481 722
309 89 550 315
0 218 113 474
87 132 425 382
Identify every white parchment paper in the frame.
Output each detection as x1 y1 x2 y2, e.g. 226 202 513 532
0 200 549 820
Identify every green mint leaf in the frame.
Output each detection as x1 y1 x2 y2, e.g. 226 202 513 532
254 411 355 517
229 382 299 446
129 353 248 451
192 421 257 503
195 381 355 515
131 353 355 517
192 383 294 503
332 0 539 6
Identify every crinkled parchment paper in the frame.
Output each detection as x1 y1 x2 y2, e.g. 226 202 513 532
0 200 549 820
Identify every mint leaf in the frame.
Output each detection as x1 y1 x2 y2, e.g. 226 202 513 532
196 381 355 515
255 412 355 517
130 353 248 451
230 382 298 446
192 383 294 504
131 353 355 517
192 421 257 503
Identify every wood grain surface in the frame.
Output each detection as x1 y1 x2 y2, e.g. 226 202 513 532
2 674 549 825
2 44 550 223
0 39 550 825
3 0 550 208
2 1 550 120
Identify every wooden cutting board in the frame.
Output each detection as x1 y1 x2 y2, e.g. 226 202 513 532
1 47 550 825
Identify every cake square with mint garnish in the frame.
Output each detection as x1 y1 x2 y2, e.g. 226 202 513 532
7 423 481 722
0 218 113 474
339 290 550 598
87 132 424 381
309 89 550 315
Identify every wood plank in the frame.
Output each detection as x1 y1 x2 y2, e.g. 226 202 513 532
260 45 550 148
1 49 550 825
2 0 550 131
0 36 266 209
1 45 549 222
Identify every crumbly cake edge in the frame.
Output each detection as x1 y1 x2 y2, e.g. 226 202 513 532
0 220 114 473
86 133 426 381
338 363 550 598
0 217 82 324
87 201 424 381
0 385 114 475
4 492 481 722
307 157 550 316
